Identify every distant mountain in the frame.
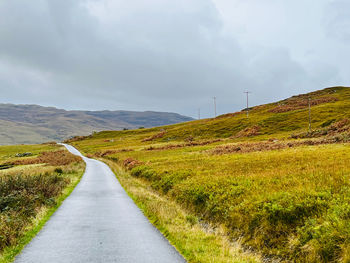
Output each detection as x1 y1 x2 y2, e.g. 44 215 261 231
0 104 193 145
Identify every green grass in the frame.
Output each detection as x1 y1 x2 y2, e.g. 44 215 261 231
70 87 350 262
69 87 350 150
103 159 261 263
0 170 83 263
0 144 85 263
0 143 59 161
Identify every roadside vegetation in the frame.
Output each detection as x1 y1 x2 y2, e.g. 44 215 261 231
105 160 260 263
0 143 85 263
68 87 350 262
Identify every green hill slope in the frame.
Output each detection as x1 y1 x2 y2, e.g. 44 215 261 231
69 87 350 262
159 86 349 140
71 86 349 144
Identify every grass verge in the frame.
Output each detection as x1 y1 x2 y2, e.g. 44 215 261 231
103 159 261 263
0 170 84 263
0 144 85 263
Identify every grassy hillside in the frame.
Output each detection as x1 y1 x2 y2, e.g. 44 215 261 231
0 104 193 145
0 143 85 263
70 86 350 262
70 86 349 144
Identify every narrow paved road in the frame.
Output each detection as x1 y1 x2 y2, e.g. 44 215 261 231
15 144 185 263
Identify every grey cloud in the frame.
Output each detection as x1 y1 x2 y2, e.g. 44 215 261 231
324 0 350 43
0 0 346 118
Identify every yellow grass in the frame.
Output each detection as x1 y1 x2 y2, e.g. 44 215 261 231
0 144 85 263
69 87 350 262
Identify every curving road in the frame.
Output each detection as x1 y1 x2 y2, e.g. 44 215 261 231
15 144 185 263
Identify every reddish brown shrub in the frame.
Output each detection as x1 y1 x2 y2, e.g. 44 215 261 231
269 96 338 113
291 119 350 139
123 158 143 170
142 131 166 142
210 136 350 155
94 150 117 157
145 139 222 151
11 150 81 166
328 119 349 133
234 125 261 138
94 149 134 158
210 141 286 155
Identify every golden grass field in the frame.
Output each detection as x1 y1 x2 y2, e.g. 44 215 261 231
69 87 350 262
0 143 85 263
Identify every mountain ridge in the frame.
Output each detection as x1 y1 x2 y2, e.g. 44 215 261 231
0 104 193 145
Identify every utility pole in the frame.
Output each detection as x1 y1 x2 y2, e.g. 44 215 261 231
213 97 217 117
244 91 251 117
198 108 201 120
308 96 311 132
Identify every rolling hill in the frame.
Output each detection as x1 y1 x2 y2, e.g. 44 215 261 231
0 104 193 145
70 86 350 144
69 86 350 262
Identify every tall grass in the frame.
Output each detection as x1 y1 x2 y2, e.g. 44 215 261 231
73 136 350 262
120 145 350 262
71 86 350 262
0 145 84 262
0 172 68 251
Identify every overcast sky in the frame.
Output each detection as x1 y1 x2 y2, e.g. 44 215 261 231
0 0 349 118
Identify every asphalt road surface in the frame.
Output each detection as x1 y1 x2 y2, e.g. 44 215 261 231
15 144 185 263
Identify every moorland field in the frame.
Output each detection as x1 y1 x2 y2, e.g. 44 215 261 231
0 143 85 263
68 87 350 262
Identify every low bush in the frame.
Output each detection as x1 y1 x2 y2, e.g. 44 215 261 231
142 131 166 142
120 145 350 262
123 158 144 170
210 136 350 155
145 139 221 151
10 150 81 166
0 146 84 258
0 173 68 251
269 96 338 113
291 119 350 139
152 170 193 194
234 125 261 138
130 166 158 180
